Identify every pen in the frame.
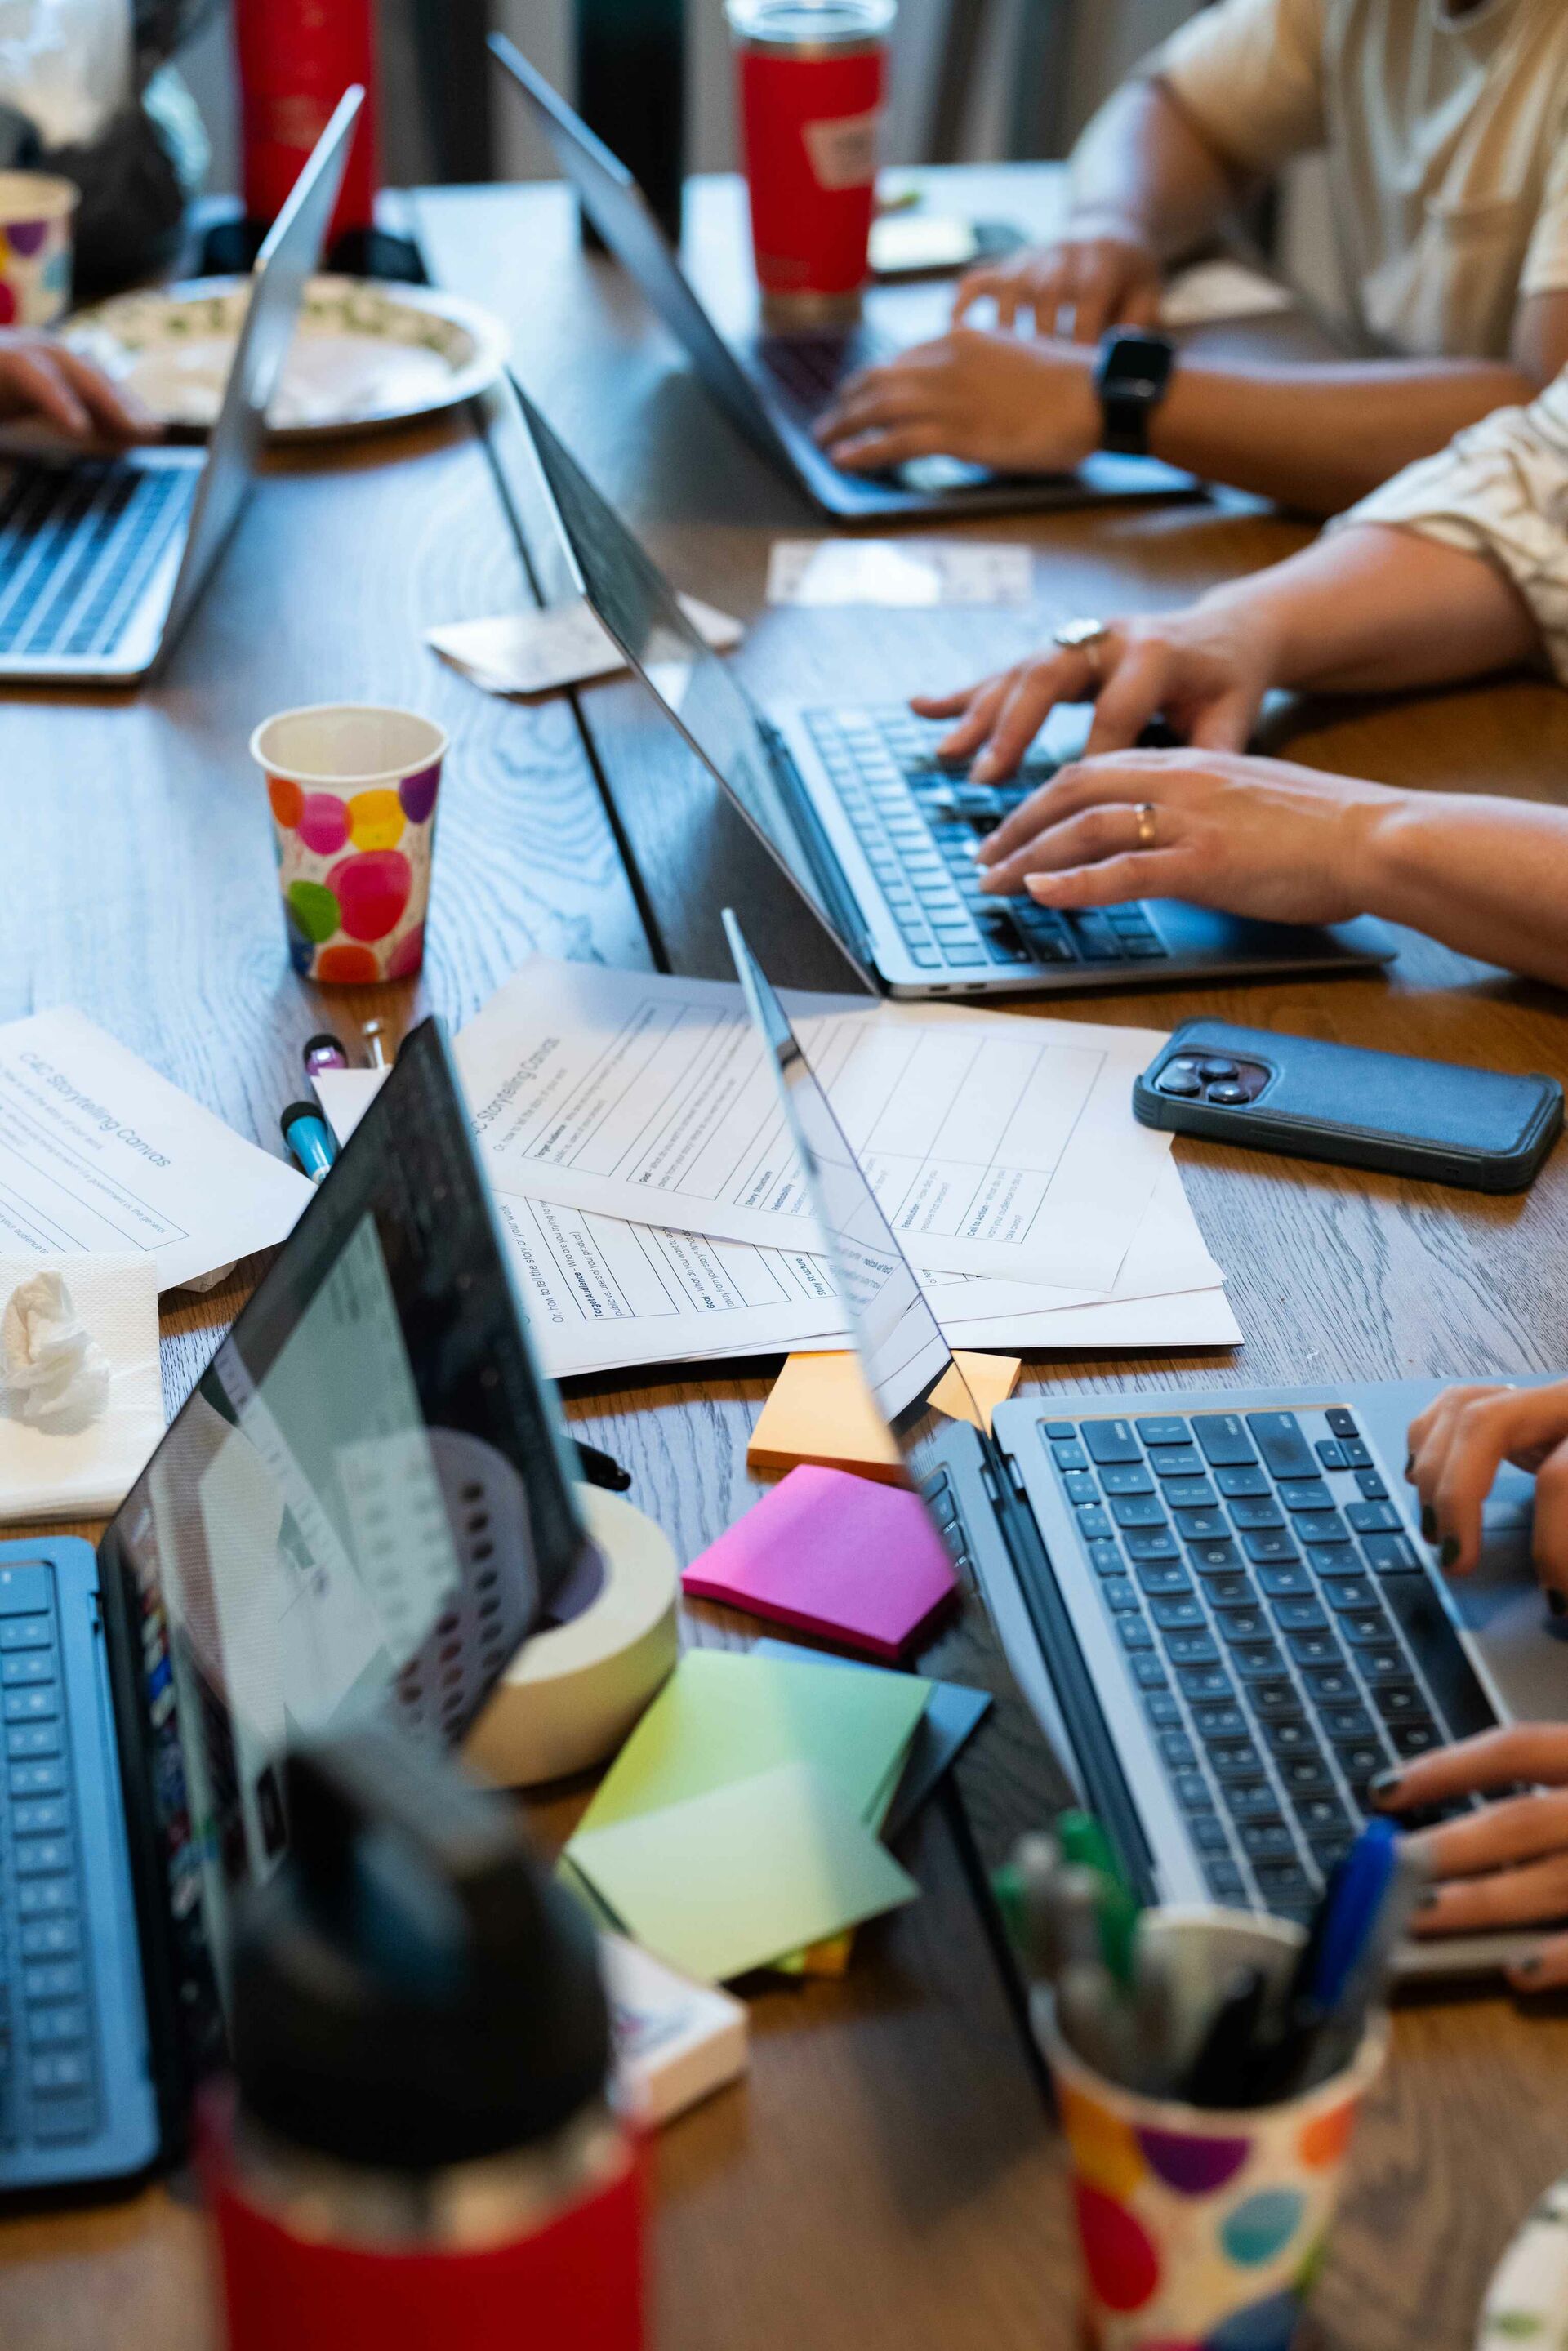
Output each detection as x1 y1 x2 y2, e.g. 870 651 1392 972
1183 1963 1268 2108
303 1031 350 1078
1303 1819 1400 2015
573 1439 633 1493
361 1018 390 1070
1057 1810 1141 1991
281 1102 338 1185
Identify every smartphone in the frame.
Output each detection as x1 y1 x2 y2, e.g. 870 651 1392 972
1134 1020 1564 1192
869 215 1022 279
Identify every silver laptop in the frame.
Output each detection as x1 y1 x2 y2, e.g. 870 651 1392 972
489 33 1200 523
727 909 1566 1978
0 87 361 685
507 376 1396 1000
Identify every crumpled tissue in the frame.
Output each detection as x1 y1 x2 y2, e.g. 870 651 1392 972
0 1256 164 1522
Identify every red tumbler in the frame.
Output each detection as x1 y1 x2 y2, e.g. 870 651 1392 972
726 0 896 327
234 0 378 242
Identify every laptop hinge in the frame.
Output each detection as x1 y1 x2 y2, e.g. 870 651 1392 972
755 716 880 977
979 1428 1157 1899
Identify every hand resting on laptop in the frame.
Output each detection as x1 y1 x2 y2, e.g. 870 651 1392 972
0 327 155 444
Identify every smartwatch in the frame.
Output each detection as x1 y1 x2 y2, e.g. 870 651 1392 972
1094 329 1176 457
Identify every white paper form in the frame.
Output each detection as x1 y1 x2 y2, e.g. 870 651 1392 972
454 960 1171 1294
765 538 1033 608
0 1008 313 1292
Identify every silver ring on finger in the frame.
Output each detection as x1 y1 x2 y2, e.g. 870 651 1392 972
1053 615 1111 682
1134 801 1158 851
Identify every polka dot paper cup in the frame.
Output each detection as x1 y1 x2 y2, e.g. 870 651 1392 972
0 172 77 327
253 704 448 986
1038 1912 1388 2351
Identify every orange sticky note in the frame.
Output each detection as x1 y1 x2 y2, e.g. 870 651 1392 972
746 1349 1023 1480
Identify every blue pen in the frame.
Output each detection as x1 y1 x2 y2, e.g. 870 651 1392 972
1305 1819 1401 2013
280 1102 338 1185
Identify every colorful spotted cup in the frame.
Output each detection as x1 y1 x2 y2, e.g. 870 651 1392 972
1038 1910 1388 2351
0 172 78 327
252 704 448 986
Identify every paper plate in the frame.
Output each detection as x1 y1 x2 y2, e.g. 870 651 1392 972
65 274 509 439
1477 2171 1568 2348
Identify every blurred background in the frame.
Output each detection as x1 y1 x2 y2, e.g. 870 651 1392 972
177 0 1335 310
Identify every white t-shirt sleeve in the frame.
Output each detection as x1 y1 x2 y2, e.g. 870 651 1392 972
1330 372 1568 682
1145 0 1327 176
1519 127 1568 303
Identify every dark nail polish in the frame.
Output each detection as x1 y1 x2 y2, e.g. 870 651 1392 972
1441 1536 1460 1568
1421 1505 1437 1541
1368 1766 1403 1801
1404 1452 1414 1478
1550 1592 1568 1618
1416 1887 1441 1913
1515 1953 1543 1979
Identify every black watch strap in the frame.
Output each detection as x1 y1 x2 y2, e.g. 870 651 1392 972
1095 330 1176 457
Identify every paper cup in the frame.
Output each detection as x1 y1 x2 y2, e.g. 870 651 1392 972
1037 1911 1388 2351
0 172 78 327
252 704 448 985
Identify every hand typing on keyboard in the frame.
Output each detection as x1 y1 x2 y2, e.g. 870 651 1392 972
0 330 156 445
910 602 1273 780
811 327 1102 478
1371 1380 1568 1985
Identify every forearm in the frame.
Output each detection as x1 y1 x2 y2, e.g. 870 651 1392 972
1358 794 1568 990
1197 523 1542 695
1067 80 1240 260
1150 358 1543 514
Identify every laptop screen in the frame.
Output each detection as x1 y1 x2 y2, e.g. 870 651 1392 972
514 383 845 940
99 1021 588 2073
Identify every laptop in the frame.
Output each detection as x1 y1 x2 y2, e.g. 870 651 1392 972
0 1020 595 2197
0 87 361 685
489 33 1198 523
727 910 1566 1979
506 375 1396 1000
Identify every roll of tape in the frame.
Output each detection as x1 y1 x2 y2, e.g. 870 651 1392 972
464 1484 679 1788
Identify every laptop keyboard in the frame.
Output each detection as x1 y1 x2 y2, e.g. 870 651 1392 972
803 703 1169 975
0 1564 98 2151
758 327 897 417
1036 1406 1495 1918
0 461 194 661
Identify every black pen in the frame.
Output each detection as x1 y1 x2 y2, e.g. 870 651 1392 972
573 1440 632 1493
1183 1964 1268 2108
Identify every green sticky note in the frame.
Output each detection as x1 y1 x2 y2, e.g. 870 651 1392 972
577 1649 931 1838
566 1761 918 1984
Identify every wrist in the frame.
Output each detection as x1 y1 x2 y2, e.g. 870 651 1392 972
1345 787 1421 921
1063 202 1159 252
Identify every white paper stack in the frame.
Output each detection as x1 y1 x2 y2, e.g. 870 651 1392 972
315 957 1240 1382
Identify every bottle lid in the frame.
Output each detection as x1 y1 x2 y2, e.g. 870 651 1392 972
724 0 895 53
229 1730 610 2169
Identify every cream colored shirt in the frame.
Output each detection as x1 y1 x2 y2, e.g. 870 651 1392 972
1335 368 1568 679
1142 0 1568 360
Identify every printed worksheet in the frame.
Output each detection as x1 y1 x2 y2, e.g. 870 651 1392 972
0 1007 314 1291
454 960 1172 1293
313 1071 1232 1379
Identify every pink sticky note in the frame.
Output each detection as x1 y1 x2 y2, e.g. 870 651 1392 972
681 1466 959 1662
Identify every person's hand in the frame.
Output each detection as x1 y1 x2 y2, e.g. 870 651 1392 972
911 602 1279 783
967 745 1401 918
953 220 1164 341
0 328 156 443
813 329 1099 477
1405 1379 1568 1594
1373 1725 1568 1988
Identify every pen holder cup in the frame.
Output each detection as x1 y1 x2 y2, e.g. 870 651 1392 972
1036 1911 1388 2351
252 704 448 986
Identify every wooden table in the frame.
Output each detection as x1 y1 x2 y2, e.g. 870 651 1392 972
4 164 1568 2349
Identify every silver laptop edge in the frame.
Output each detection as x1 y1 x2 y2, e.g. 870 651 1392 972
726 911 1561 1979
0 83 361 686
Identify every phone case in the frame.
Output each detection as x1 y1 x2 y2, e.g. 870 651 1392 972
1133 1021 1564 1193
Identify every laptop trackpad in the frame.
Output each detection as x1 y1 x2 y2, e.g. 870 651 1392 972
1446 1467 1568 1725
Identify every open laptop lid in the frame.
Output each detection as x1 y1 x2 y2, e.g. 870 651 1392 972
506 374 876 991
158 84 364 663
96 1017 590 2129
488 34 793 474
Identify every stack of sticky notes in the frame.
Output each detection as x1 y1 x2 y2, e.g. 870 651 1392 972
563 1649 929 1984
680 1464 959 1661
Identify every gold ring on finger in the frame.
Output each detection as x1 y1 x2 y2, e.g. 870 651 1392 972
1134 801 1158 851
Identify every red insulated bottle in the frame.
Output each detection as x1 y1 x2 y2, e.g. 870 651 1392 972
200 1730 645 2351
233 0 379 242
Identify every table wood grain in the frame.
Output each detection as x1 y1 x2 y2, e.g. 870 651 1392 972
3 167 1568 2351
